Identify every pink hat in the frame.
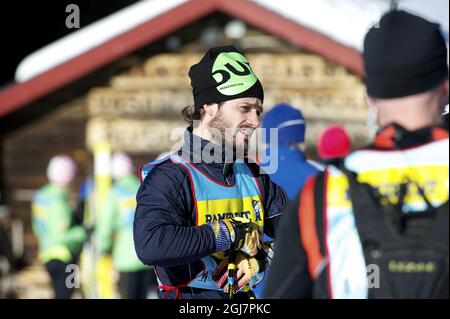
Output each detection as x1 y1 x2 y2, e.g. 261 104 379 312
47 155 77 187
112 152 134 180
317 125 352 159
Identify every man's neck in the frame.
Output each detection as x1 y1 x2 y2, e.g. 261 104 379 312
380 116 442 131
192 124 215 145
183 128 229 165
187 127 245 164
376 94 444 131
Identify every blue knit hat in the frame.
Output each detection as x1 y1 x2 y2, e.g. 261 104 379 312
261 103 306 145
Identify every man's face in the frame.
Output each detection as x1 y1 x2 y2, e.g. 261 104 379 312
208 97 263 153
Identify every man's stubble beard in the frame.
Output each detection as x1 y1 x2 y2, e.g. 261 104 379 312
208 110 250 159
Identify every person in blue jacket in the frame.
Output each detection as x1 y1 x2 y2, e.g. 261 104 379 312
134 45 288 299
260 104 320 200
250 104 320 298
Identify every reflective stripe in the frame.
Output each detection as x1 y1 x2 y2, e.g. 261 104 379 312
277 119 305 129
345 139 449 171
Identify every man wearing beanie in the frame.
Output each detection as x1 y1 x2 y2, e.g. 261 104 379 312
134 45 287 299
265 10 449 299
261 103 320 200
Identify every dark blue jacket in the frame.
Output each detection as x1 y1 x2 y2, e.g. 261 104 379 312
134 129 288 299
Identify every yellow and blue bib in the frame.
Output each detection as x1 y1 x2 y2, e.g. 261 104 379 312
141 154 265 291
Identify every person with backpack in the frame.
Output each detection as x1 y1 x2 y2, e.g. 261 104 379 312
264 10 449 299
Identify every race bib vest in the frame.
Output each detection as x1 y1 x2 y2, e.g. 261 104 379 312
32 190 72 263
141 154 265 291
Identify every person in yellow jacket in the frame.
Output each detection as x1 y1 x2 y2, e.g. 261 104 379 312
96 152 156 299
32 155 87 299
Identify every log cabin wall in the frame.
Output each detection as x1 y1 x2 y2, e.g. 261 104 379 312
86 52 371 156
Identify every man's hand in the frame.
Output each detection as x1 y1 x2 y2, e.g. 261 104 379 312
228 217 262 256
209 217 262 256
213 252 260 293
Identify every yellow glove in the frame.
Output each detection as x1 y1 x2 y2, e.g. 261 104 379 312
217 217 262 256
213 252 260 294
232 217 262 257
209 217 262 257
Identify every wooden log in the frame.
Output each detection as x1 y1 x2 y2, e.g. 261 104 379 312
87 87 367 119
86 117 187 154
143 53 202 78
87 88 192 117
110 53 363 90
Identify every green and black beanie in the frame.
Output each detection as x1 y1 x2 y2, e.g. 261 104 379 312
188 45 264 109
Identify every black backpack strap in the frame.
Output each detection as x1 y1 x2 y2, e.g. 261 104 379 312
335 161 394 242
337 160 442 237
338 161 449 298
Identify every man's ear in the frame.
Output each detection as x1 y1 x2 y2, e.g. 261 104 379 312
203 103 219 118
443 79 449 96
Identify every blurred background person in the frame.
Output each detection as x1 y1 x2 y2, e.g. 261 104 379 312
316 125 352 165
31 155 87 299
96 152 156 299
255 103 320 298
261 103 320 200
264 10 449 299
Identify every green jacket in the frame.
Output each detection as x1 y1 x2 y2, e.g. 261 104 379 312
97 174 150 272
32 184 87 263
